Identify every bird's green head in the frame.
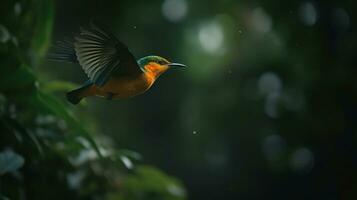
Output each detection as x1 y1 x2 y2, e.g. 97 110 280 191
138 55 186 78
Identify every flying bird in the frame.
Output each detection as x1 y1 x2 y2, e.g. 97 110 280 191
48 22 186 105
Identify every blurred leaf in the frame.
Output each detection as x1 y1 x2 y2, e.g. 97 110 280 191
0 64 36 93
0 149 25 175
116 149 142 161
1 116 44 155
35 91 102 157
31 0 54 58
42 80 79 93
0 194 10 200
111 165 186 200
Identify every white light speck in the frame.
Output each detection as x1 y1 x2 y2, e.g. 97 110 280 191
192 130 197 135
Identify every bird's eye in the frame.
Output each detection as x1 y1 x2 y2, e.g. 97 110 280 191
158 60 167 65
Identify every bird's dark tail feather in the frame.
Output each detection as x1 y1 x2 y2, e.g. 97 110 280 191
66 90 83 105
47 38 78 63
66 81 92 105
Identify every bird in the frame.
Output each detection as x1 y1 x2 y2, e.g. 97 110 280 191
48 22 186 105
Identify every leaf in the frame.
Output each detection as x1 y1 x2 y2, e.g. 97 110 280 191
42 80 79 93
115 165 187 200
1 116 44 155
34 91 102 157
117 149 142 161
0 149 25 175
0 194 10 200
0 64 36 93
31 0 54 58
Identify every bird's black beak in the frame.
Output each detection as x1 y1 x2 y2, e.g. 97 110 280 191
167 63 187 68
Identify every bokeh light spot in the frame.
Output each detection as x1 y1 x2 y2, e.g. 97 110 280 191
0 25 11 43
251 7 272 33
198 22 224 54
167 183 186 197
14 2 22 16
162 0 188 22
290 147 314 173
262 134 287 163
332 8 350 31
258 72 282 96
299 2 317 26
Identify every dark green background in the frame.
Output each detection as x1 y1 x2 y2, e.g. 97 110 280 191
1 0 356 199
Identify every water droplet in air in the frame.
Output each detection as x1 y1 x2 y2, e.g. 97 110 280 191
133 26 137 29
192 130 197 135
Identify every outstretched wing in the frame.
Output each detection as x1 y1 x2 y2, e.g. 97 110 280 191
74 22 142 86
47 38 78 63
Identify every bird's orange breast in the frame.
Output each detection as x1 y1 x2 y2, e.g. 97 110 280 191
90 72 156 99
83 63 168 100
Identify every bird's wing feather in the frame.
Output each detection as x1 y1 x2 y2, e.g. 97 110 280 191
47 38 78 63
74 22 142 86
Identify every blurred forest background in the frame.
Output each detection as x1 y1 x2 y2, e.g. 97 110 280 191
1 0 356 199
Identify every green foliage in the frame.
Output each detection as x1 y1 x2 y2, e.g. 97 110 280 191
0 0 186 199
2 0 355 199
42 80 80 93
108 165 186 200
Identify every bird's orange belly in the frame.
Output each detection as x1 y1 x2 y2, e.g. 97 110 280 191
92 74 154 99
